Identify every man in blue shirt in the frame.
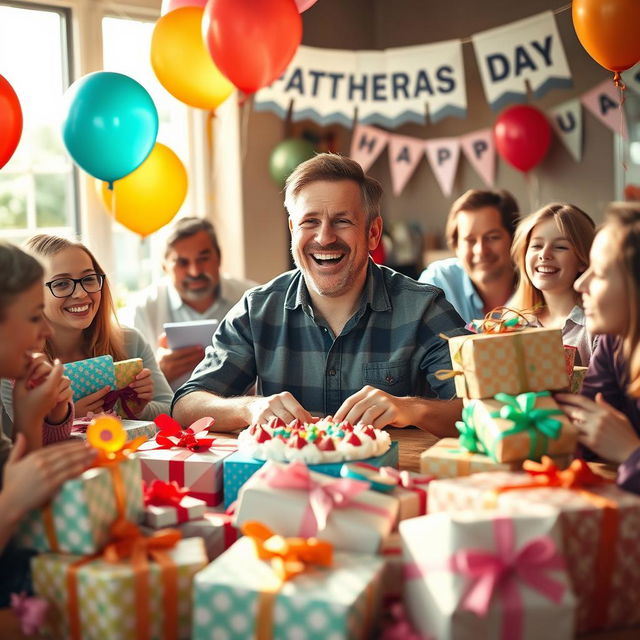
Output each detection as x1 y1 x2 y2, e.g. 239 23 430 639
419 190 519 323
172 154 466 436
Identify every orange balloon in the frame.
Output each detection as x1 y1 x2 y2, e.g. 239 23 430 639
573 0 640 72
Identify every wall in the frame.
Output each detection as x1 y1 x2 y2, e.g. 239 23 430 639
239 0 616 283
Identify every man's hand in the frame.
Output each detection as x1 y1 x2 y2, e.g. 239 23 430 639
246 392 313 425
157 333 204 383
333 385 411 428
556 392 640 464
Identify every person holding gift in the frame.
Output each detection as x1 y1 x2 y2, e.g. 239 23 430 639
419 188 520 323
1 235 173 421
556 203 640 493
510 203 597 366
173 153 466 435
0 241 74 455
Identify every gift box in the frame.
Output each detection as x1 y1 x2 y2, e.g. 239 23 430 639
420 438 571 479
459 391 577 463
63 355 116 402
223 440 399 507
72 418 156 442
400 509 576 640
570 366 588 393
563 345 577 376
380 532 403 600
114 357 142 388
176 511 239 561
427 461 640 633
136 416 237 508
14 456 143 555
32 534 207 640
192 533 384 640
446 327 568 398
143 481 207 528
234 461 398 554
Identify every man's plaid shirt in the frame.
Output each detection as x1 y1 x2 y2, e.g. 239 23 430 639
172 261 467 417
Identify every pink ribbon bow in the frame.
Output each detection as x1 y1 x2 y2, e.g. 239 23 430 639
405 517 567 640
10 592 48 636
257 461 388 537
152 414 216 452
379 466 433 490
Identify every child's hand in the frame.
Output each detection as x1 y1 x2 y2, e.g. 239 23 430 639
128 368 153 415
45 375 73 424
74 385 112 419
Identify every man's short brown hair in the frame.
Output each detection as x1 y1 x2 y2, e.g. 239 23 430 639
164 217 220 259
284 153 383 225
445 189 520 250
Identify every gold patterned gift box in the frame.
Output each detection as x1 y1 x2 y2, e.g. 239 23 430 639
446 327 569 399
570 366 588 393
32 535 207 640
460 391 578 463
427 461 640 633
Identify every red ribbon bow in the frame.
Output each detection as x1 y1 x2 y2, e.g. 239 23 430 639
522 456 609 489
143 480 191 524
103 386 140 419
153 414 216 452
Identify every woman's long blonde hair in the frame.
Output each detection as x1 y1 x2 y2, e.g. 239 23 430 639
604 204 640 397
24 234 127 362
510 203 595 314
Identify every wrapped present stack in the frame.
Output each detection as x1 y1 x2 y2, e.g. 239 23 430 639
421 309 577 479
19 416 208 640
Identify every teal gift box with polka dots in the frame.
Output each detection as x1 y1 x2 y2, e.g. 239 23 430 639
63 354 117 402
14 456 143 555
223 441 399 508
192 537 385 640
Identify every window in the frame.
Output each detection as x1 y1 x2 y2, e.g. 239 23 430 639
0 1 77 243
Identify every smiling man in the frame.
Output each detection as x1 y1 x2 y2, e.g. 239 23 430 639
419 189 520 323
172 154 466 435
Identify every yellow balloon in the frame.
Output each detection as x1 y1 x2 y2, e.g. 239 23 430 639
98 143 188 237
151 6 234 109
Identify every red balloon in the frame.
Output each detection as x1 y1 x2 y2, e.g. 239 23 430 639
0 75 23 170
203 0 302 94
493 105 552 173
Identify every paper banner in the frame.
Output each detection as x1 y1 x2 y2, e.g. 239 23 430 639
459 129 495 187
581 79 628 139
625 62 640 97
548 98 583 162
472 11 572 111
350 125 390 172
424 138 461 197
255 41 467 128
387 134 427 195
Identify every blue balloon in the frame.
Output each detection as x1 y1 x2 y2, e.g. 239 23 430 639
62 72 158 183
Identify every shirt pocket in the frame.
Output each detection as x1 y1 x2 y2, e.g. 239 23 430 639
362 360 411 395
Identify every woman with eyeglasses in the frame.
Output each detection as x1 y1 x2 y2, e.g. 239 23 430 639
1 234 172 421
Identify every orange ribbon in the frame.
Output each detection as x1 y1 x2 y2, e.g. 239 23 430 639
67 519 181 640
486 456 618 631
242 521 333 640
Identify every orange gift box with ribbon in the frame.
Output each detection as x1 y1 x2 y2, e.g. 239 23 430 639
32 522 207 640
444 327 569 399
427 459 640 633
192 523 385 640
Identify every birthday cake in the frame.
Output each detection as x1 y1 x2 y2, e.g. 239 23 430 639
237 417 391 464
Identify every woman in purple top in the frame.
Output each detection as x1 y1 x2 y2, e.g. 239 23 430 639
556 203 640 493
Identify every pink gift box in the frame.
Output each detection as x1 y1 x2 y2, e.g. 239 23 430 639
135 438 237 507
177 511 239 561
427 467 640 633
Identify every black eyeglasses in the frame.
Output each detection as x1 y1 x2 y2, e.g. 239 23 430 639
45 274 105 298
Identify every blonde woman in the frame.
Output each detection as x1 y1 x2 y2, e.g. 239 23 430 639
510 203 596 365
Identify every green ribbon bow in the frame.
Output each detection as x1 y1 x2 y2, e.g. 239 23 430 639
455 406 486 454
490 391 564 461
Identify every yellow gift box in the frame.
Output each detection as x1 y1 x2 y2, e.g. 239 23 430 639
114 358 143 389
446 327 569 399
461 392 577 463
570 366 588 393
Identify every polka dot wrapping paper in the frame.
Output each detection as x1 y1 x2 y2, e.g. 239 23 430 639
32 537 207 640
192 537 385 640
14 457 143 555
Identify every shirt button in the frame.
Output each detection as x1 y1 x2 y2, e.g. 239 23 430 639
385 375 395 384
328 369 336 376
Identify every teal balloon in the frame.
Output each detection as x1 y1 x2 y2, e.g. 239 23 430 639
62 72 158 183
269 139 315 187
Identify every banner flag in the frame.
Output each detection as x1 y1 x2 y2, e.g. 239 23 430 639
472 11 572 111
388 134 427 195
459 129 496 187
581 79 628 139
350 125 390 172
424 138 461 197
548 98 583 161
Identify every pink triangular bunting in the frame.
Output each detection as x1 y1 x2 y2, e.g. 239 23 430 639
350 125 390 172
387 134 426 195
459 129 495 188
424 138 461 197
581 79 628 139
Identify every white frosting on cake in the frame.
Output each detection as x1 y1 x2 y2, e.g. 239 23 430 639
237 418 391 464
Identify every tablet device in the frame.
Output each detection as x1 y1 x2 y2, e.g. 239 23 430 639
164 319 219 350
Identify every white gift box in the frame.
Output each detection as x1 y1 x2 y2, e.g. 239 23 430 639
400 508 576 640
234 461 398 554
144 495 207 529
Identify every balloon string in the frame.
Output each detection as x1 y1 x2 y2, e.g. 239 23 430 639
615 78 628 175
240 93 253 165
